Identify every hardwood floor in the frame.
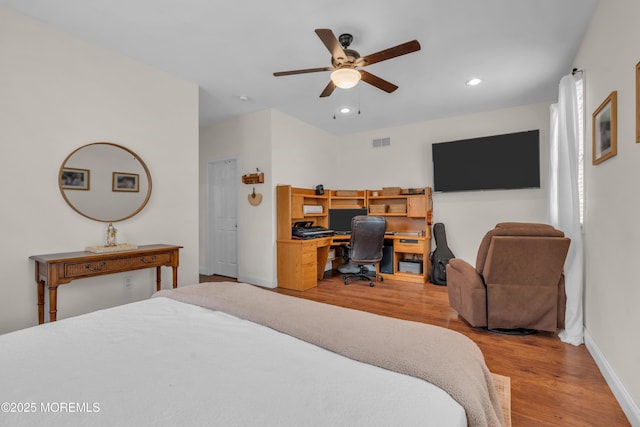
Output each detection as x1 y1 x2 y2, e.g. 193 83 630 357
200 273 629 426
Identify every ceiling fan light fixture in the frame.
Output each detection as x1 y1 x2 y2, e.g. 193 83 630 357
331 68 361 89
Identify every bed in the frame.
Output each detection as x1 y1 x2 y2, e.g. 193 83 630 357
0 282 504 426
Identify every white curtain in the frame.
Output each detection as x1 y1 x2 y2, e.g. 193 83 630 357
549 74 584 346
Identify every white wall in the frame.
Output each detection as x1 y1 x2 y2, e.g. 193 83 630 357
574 0 640 421
333 103 551 262
0 6 200 334
201 102 550 284
271 109 337 189
200 109 336 287
199 110 274 286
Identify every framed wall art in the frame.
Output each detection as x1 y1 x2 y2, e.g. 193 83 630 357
592 91 617 165
60 167 90 190
112 172 139 192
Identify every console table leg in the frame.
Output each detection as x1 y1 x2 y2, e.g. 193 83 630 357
172 266 178 289
156 266 162 292
37 280 45 325
48 285 58 323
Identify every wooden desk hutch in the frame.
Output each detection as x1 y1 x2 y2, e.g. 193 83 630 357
276 185 433 290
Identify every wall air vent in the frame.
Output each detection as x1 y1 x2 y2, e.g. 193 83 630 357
372 137 391 148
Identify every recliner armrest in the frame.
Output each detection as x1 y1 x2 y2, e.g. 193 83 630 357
446 258 487 328
447 258 484 289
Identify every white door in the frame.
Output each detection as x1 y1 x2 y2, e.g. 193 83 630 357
208 158 238 277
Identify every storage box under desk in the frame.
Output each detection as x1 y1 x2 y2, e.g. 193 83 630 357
399 259 423 274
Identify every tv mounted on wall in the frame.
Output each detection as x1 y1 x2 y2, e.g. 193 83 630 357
432 130 540 192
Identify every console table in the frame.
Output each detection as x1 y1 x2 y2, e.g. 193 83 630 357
29 244 182 324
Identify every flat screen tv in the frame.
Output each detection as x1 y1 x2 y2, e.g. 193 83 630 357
328 208 368 234
432 130 540 192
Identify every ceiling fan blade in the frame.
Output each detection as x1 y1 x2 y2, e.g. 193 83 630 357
315 29 347 61
359 70 398 93
273 67 333 77
319 80 336 98
357 40 421 67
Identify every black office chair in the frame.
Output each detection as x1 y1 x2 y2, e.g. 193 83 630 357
341 215 386 287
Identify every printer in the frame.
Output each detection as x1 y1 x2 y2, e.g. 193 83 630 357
292 221 334 239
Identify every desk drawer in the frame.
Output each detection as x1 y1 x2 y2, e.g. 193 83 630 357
301 250 316 265
301 262 317 288
394 239 426 254
65 253 171 277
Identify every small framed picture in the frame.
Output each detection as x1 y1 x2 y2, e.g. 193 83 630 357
112 172 139 192
592 91 617 165
61 168 90 190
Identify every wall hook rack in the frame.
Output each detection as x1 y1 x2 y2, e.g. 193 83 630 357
242 168 264 184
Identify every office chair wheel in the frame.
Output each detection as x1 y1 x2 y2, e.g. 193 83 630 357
369 281 374 287
342 275 350 285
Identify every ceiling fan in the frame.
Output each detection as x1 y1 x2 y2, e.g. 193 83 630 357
273 29 421 98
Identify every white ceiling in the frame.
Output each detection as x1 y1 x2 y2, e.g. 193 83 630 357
1 0 597 135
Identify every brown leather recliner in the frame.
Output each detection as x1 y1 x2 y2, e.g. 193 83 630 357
446 223 570 333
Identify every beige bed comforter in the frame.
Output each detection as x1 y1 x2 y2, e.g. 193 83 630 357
154 282 504 427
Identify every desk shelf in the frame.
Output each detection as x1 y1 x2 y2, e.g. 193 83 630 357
373 213 406 217
384 271 425 284
280 186 329 232
328 190 366 209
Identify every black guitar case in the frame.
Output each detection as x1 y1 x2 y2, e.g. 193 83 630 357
430 223 455 286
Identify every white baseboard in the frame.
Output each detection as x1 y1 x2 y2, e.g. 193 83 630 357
584 328 640 426
237 275 276 289
198 267 213 276
197 271 275 288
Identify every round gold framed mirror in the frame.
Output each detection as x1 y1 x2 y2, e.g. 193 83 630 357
59 142 152 222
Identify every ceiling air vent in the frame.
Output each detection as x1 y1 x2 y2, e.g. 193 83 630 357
372 137 391 148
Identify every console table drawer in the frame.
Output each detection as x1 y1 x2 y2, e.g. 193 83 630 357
65 253 171 277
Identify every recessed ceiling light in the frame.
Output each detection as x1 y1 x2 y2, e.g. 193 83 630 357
340 107 351 114
465 78 482 86
239 95 249 101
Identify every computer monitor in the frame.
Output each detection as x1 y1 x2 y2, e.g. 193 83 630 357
328 208 368 234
